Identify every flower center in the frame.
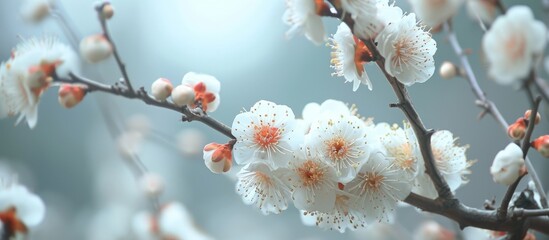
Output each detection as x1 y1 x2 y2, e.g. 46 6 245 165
253 125 281 149
297 160 325 187
505 34 526 61
364 171 385 191
389 144 415 171
326 137 349 161
0 207 27 238
254 171 272 185
392 37 416 68
432 148 449 173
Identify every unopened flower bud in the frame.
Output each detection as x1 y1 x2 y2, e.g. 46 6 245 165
20 0 51 23
490 143 525 185
203 142 233 173
80 35 113 63
524 110 541 125
151 78 173 101
532 135 549 158
139 173 164 197
439 61 458 79
27 60 62 89
507 118 526 140
101 3 114 19
58 84 86 109
171 85 195 107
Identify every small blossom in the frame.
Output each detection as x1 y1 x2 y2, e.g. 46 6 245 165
466 0 498 25
439 61 458 79
101 3 115 19
300 99 351 133
377 122 421 179
482 6 547 85
308 114 370 183
150 78 173 101
414 130 471 199
508 118 527 140
532 135 549 158
413 221 455 240
346 152 412 223
329 23 374 91
490 143 525 185
171 84 195 107
0 183 45 238
181 72 220 112
376 13 437 85
79 35 113 63
0 37 77 128
283 0 327 45
138 173 164 197
235 162 290 215
20 0 53 23
285 147 338 212
203 142 233 174
58 84 86 109
410 0 464 28
524 110 541 125
232 100 303 168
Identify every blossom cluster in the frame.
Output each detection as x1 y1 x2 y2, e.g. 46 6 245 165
206 99 472 232
285 0 437 90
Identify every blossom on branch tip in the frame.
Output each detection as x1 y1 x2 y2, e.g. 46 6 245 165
101 3 114 20
329 23 373 91
524 110 541 125
508 118 526 140
151 78 173 101
58 84 86 109
20 0 53 23
482 6 547 86
171 85 194 107
232 100 303 168
283 0 327 45
79 34 113 63
181 72 220 112
490 143 525 185
0 183 45 238
376 13 436 86
409 0 464 28
439 61 458 79
532 135 549 158
203 142 233 174
0 37 77 128
236 162 290 215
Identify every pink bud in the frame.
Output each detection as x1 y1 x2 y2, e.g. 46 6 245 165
524 110 541 125
203 142 233 173
79 35 113 63
507 118 526 140
58 84 86 108
439 61 458 79
27 60 62 89
151 78 173 101
102 4 114 19
532 135 549 158
171 85 194 107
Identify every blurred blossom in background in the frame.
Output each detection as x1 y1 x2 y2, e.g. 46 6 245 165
1 0 549 239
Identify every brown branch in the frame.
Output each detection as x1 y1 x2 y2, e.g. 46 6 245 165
95 2 135 94
54 73 235 140
534 77 549 103
498 175 525 220
443 21 549 209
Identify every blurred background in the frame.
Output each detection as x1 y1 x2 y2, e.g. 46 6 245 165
1 0 549 239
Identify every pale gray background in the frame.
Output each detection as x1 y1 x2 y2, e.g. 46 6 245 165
1 0 548 239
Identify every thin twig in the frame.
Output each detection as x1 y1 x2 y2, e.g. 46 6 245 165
94 3 135 94
534 77 549 103
521 97 542 157
498 175 524 220
443 21 549 209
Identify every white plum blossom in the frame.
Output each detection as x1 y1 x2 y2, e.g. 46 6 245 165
235 162 290 215
0 37 77 128
347 152 412 223
490 143 525 185
377 122 421 179
181 72 220 112
283 0 327 45
482 6 547 86
409 0 464 28
466 0 498 25
0 183 45 238
340 0 381 40
329 23 373 91
413 130 472 199
285 147 338 212
376 13 437 85
232 100 303 168
300 99 351 133
308 114 370 183
203 142 233 174
132 202 213 240
300 190 367 233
